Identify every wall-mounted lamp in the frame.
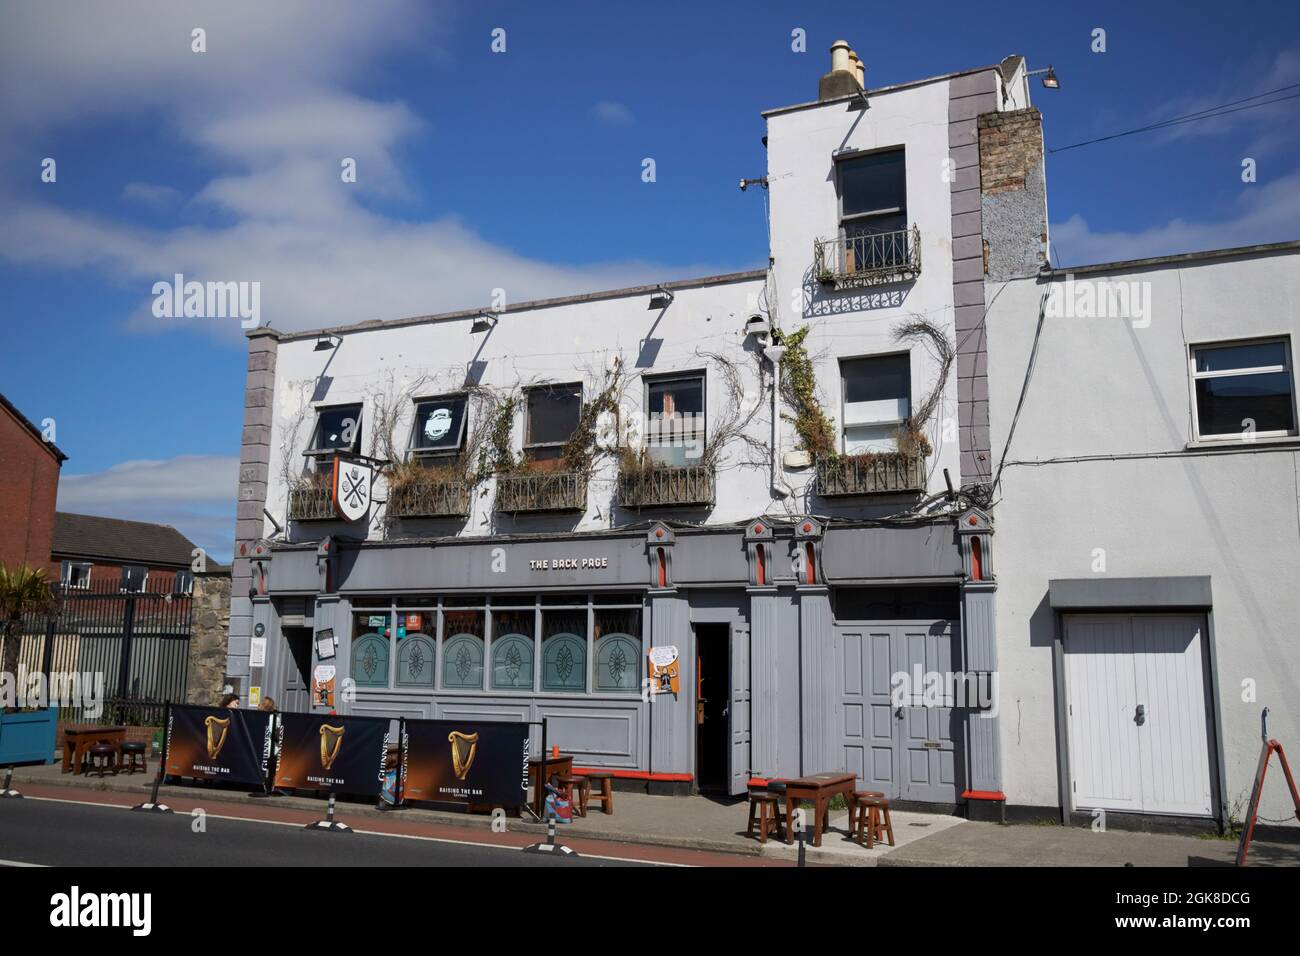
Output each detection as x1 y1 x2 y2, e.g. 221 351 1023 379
738 176 768 192
313 333 341 351
648 285 675 310
470 312 498 334
1027 66 1060 90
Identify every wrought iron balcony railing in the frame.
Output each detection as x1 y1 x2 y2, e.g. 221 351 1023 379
815 452 928 497
495 471 588 514
814 225 921 289
287 485 335 521
387 476 472 519
617 464 715 509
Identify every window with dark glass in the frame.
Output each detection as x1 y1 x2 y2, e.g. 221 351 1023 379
305 404 363 456
442 609 485 690
396 611 436 688
542 608 587 693
1192 339 1296 440
410 395 468 457
120 565 148 593
593 607 641 693
838 148 907 236
646 374 705 467
351 611 391 688
840 353 911 453
173 569 194 595
490 609 535 691
61 561 92 590
524 383 582 465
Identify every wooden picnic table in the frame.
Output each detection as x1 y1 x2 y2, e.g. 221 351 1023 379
778 772 858 847
527 755 574 817
61 725 127 775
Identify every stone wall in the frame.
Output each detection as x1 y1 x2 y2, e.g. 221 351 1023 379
186 571 231 706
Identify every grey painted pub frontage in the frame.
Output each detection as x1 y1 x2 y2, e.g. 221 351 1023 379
242 513 1001 809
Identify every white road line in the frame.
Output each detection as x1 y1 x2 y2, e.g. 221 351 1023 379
12 794 685 866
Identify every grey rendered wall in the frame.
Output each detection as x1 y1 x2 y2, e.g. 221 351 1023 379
984 251 1300 824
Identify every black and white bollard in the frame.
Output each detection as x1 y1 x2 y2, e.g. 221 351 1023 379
131 767 174 813
305 791 352 832
1 766 21 799
523 815 578 856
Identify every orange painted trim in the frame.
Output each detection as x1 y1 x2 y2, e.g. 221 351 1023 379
961 789 1006 801
572 767 693 782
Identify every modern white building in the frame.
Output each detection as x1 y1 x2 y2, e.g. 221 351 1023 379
228 44 1040 808
985 242 1300 831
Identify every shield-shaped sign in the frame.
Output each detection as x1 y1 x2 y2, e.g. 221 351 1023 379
332 457 372 521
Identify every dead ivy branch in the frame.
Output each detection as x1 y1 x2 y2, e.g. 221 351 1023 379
891 317 955 457
692 348 769 471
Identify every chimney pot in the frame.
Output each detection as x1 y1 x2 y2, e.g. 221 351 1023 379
830 40 851 74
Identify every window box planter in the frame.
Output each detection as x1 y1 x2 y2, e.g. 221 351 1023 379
816 452 927 497
0 706 58 765
495 472 588 514
617 464 715 508
387 476 472 519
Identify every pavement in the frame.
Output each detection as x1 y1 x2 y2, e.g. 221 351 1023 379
8 762 1299 867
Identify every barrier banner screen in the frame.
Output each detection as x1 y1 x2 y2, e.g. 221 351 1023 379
164 705 274 787
401 719 530 807
272 712 389 797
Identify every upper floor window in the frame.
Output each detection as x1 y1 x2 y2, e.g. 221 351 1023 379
841 353 912 454
1191 338 1296 441
525 383 582 467
645 374 705 467
409 394 468 459
838 148 907 239
120 564 148 593
173 569 194 595
305 404 363 458
61 561 92 590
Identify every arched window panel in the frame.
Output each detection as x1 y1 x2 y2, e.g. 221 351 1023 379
396 634 436 687
491 633 535 691
594 634 640 692
542 633 586 692
442 633 484 690
351 634 389 688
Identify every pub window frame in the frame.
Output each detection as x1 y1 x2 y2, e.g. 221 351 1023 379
1189 336 1297 442
304 403 364 460
523 382 584 465
839 351 913 454
408 393 470 460
643 371 707 467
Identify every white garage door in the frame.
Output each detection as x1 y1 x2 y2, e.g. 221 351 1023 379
1064 614 1214 817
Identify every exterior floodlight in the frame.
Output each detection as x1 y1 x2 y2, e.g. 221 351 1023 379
314 334 341 351
470 312 498 334
648 285 675 310
1028 66 1059 90
739 176 768 192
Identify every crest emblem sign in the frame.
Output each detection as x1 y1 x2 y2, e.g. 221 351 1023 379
332 457 372 522
205 715 230 760
448 731 479 780
319 723 346 770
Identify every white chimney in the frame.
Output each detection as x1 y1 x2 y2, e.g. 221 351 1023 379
830 40 851 74
848 51 864 88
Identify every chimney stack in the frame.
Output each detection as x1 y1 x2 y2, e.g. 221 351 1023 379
820 40 864 101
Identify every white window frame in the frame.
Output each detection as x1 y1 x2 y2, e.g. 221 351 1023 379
644 371 707 466
839 351 912 454
304 403 364 459
61 561 93 590
408 393 470 459
1189 336 1297 442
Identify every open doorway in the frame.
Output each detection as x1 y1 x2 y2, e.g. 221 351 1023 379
280 627 313 713
695 623 730 793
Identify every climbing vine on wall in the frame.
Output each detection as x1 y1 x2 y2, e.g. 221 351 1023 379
778 326 837 460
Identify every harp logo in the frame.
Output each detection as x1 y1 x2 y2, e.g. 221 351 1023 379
204 716 230 760
448 731 479 780
319 724 346 770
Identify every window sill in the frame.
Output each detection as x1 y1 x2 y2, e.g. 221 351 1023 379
1185 436 1300 451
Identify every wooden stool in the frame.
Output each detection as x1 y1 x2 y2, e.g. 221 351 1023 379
121 741 148 775
559 775 590 817
747 790 781 844
86 743 119 778
585 771 614 815
848 790 884 831
852 795 895 848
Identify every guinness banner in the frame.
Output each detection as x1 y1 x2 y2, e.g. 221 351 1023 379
164 705 274 787
401 719 530 807
273 712 389 797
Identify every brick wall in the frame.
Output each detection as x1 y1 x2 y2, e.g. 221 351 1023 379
978 108 1048 281
0 403 61 572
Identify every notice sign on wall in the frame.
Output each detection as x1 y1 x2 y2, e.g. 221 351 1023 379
648 645 680 697
312 665 336 708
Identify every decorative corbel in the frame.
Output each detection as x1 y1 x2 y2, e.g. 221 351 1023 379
792 517 825 587
316 536 335 594
744 519 776 589
958 508 994 582
646 522 676 590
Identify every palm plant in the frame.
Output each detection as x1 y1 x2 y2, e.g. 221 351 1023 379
0 563 57 709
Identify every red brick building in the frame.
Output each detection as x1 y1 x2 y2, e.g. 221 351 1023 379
51 512 218 592
0 392 66 572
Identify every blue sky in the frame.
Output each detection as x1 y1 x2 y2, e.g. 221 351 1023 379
1 0 1297 561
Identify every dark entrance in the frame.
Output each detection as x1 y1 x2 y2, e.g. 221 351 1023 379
280 627 313 713
694 623 730 793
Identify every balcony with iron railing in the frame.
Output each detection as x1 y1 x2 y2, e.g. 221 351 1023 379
287 484 335 521
387 475 472 519
617 464 715 509
814 224 921 290
815 451 928 497
495 471 588 514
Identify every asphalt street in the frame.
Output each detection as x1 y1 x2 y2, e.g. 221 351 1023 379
0 796 652 867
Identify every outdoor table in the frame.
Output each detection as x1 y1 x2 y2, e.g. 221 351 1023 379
527 755 574 817
779 772 857 847
61 725 126 775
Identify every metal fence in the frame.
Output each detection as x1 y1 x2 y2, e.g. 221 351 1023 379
2 579 192 725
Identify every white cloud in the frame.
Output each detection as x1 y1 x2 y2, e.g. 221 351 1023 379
592 100 635 126
57 455 240 563
1050 169 1300 267
122 182 182 206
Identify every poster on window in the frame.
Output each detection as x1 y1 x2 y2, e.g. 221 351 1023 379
164 704 274 788
272 712 389 797
400 719 530 808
